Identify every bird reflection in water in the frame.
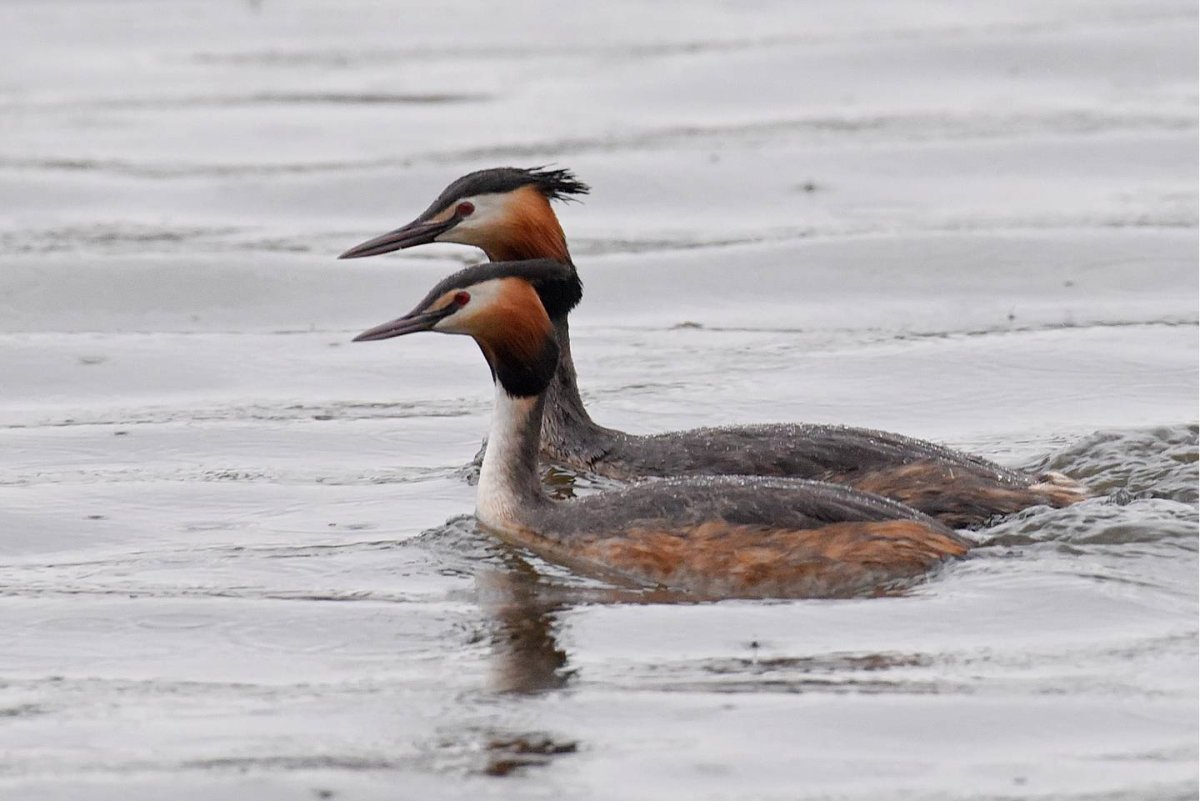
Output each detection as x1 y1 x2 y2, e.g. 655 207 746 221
469 562 578 776
477 563 574 694
469 525 684 775
438 516 931 776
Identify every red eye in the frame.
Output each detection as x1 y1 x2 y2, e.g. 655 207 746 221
453 291 471 306
456 201 475 217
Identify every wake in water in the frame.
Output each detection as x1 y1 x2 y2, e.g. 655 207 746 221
980 423 1199 547
1031 423 1198 503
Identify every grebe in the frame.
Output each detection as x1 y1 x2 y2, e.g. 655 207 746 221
352 259 971 599
339 167 1087 528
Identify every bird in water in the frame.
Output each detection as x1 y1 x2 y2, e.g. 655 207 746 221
352 259 972 599
339 167 1087 528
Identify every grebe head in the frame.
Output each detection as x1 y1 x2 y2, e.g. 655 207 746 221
353 259 567 397
338 167 588 263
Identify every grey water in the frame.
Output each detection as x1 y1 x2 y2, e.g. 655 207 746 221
0 1 1197 799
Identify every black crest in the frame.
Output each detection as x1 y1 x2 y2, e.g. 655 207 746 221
421 167 590 218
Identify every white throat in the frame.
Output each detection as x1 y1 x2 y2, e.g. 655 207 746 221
476 383 540 533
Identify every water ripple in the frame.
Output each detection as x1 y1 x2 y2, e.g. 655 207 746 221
1 110 1193 180
982 497 1198 547
1033 423 1199 503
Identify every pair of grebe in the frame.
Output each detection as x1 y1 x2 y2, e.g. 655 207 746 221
341 168 1086 598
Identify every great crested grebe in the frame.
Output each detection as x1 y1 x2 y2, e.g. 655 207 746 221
352 259 971 599
339 167 1087 528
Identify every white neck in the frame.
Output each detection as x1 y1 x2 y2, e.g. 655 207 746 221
476 383 545 533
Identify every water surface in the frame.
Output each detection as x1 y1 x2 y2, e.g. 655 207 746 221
0 1 1196 799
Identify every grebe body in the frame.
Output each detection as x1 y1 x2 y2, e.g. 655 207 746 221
340 168 1087 528
353 260 970 599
